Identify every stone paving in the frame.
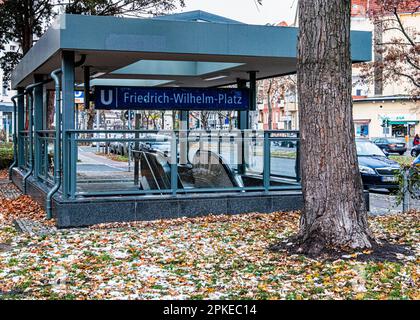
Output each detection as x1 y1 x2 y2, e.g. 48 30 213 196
0 180 22 200
13 219 56 236
369 191 420 215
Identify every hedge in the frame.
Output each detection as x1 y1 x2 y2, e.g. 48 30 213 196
0 143 14 170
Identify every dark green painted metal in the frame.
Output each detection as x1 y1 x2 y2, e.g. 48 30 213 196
61 51 75 199
46 69 62 219
296 132 301 182
179 111 189 165
83 66 90 109
170 132 178 196
248 71 257 111
9 93 25 178
11 14 372 89
237 79 248 175
22 84 36 194
33 76 44 180
66 128 300 198
75 185 302 197
17 89 25 167
263 131 271 191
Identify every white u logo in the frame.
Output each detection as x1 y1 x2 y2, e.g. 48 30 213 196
100 90 113 105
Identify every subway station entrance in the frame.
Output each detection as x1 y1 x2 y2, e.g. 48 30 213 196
9 11 372 227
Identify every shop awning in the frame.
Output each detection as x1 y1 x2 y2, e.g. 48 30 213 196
389 120 419 125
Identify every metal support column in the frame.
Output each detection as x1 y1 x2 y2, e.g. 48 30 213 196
248 71 257 112
33 75 44 179
61 51 75 199
134 112 141 185
179 110 189 165
17 88 25 167
263 131 271 192
83 66 91 109
170 132 178 195
237 79 248 174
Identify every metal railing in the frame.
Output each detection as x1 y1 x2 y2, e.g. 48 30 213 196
35 130 56 185
59 129 301 199
18 130 30 170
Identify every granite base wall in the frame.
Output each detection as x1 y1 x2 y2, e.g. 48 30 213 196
10 168 369 229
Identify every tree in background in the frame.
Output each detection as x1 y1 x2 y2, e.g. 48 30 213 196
257 76 297 130
0 0 185 83
0 0 55 82
61 0 184 16
296 0 372 256
190 111 211 130
357 0 419 96
257 79 282 130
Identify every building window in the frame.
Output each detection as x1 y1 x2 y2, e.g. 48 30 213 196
2 82 7 96
356 89 362 96
9 45 16 51
355 123 369 137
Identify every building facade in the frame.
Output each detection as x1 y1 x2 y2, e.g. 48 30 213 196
353 96 419 138
0 41 18 141
256 1 419 138
351 0 420 138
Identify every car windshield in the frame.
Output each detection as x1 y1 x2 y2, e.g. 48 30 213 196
356 141 385 156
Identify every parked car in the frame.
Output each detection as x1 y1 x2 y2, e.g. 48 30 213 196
139 135 171 155
356 139 401 191
410 145 420 157
371 137 407 155
109 141 124 155
91 133 107 147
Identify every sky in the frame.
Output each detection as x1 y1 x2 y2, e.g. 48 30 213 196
178 0 298 25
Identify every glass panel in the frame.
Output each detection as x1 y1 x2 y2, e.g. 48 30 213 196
75 132 175 195
270 139 298 180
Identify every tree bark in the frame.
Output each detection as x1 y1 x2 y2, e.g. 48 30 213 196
267 86 273 130
297 0 372 255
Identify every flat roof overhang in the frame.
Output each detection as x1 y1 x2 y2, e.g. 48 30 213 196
11 13 372 89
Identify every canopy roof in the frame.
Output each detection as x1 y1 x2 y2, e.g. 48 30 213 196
11 10 372 89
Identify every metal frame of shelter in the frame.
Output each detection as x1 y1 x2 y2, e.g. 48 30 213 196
8 11 372 227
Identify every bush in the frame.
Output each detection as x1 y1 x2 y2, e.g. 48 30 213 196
0 143 14 170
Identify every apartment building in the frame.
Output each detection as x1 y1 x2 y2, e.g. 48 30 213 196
351 0 420 138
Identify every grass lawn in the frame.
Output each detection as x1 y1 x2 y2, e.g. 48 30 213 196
255 150 297 159
389 155 414 167
0 192 418 300
95 152 129 162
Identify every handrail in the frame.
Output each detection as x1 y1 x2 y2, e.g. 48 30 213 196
21 79 55 192
46 68 62 219
22 84 36 193
8 93 26 179
65 129 299 134
36 130 56 134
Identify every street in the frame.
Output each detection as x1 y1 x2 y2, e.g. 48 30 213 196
75 146 420 214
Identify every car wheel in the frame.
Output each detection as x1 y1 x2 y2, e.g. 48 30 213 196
409 180 420 199
399 151 405 155
411 150 418 157
388 189 399 195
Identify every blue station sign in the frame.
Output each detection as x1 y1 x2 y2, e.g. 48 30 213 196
94 86 250 111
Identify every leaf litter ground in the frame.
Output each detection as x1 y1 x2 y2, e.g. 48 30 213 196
0 185 418 300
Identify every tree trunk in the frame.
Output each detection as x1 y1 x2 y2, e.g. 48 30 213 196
297 0 372 255
86 105 95 141
267 81 273 130
267 95 273 130
47 90 55 129
22 0 34 54
373 20 384 96
172 111 177 130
